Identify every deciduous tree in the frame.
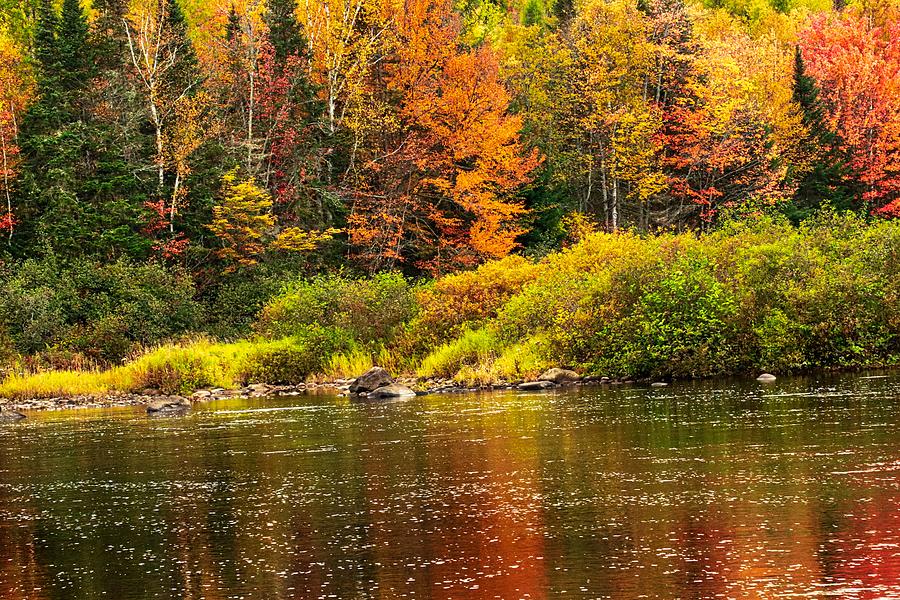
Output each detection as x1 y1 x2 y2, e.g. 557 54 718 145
800 12 900 215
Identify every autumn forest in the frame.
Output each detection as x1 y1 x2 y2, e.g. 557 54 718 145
1 0 900 391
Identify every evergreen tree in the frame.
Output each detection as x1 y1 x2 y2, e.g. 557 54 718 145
164 0 200 95
32 0 58 80
25 0 62 130
265 0 303 66
92 0 130 67
784 46 860 224
58 0 90 91
12 0 150 259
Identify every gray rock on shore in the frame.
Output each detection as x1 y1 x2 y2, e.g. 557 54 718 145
350 367 393 394
538 368 581 384
0 407 26 422
518 380 557 391
146 396 191 414
367 383 417 399
756 373 777 382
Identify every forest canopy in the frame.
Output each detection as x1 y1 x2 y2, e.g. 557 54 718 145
1 0 900 367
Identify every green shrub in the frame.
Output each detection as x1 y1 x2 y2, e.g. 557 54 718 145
0 257 202 363
255 272 417 346
237 326 354 384
417 328 501 379
125 340 240 394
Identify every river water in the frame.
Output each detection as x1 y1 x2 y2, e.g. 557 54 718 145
1 373 900 599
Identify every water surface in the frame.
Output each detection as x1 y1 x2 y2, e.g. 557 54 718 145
2 373 900 599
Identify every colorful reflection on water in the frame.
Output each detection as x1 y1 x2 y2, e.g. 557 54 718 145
1 373 900 599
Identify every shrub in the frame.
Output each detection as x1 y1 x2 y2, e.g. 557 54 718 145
0 257 202 363
237 326 354 384
400 255 543 357
201 267 290 338
255 272 417 346
124 339 243 394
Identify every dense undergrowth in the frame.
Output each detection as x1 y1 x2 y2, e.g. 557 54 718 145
4 213 900 400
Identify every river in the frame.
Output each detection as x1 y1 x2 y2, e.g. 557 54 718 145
1 373 899 599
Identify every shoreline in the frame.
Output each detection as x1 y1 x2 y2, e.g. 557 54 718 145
4 365 896 415
1 373 639 413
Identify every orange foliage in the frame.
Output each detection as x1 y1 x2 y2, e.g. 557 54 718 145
347 0 540 274
0 35 29 239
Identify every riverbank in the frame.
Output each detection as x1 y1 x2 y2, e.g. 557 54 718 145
4 214 900 406
0 366 646 412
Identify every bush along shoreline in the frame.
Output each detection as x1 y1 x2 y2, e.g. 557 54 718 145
3 213 900 412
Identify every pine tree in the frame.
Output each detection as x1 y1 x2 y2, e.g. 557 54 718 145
265 0 303 66
32 0 59 81
92 0 130 67
25 0 62 130
784 46 859 223
58 0 92 116
12 0 150 259
164 0 200 96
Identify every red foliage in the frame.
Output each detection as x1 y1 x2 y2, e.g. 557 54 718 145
800 13 900 215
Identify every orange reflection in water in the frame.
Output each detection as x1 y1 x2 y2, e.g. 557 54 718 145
826 468 900 599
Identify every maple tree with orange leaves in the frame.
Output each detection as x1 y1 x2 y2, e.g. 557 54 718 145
346 0 540 273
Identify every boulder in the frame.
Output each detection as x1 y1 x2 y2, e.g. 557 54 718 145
518 380 556 391
350 367 393 394
0 407 25 423
538 368 581 384
650 382 668 388
367 383 416 399
756 373 777 382
146 396 191 414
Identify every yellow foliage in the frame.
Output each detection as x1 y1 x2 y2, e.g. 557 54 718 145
272 227 341 253
208 168 275 272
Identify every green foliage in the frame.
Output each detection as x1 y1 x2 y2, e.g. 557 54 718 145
0 257 201 362
256 272 418 346
417 328 501 379
492 214 900 380
783 47 860 223
9 214 900 395
237 326 353 385
0 337 246 399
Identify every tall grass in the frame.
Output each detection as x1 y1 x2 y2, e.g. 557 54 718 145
0 336 337 400
417 328 500 379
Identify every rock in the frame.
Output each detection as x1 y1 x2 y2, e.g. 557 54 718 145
246 383 273 397
518 380 557 391
756 373 777 382
349 367 393 394
367 383 416 399
538 368 581 384
650 382 668 388
146 396 191 414
0 407 25 422
191 390 212 399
